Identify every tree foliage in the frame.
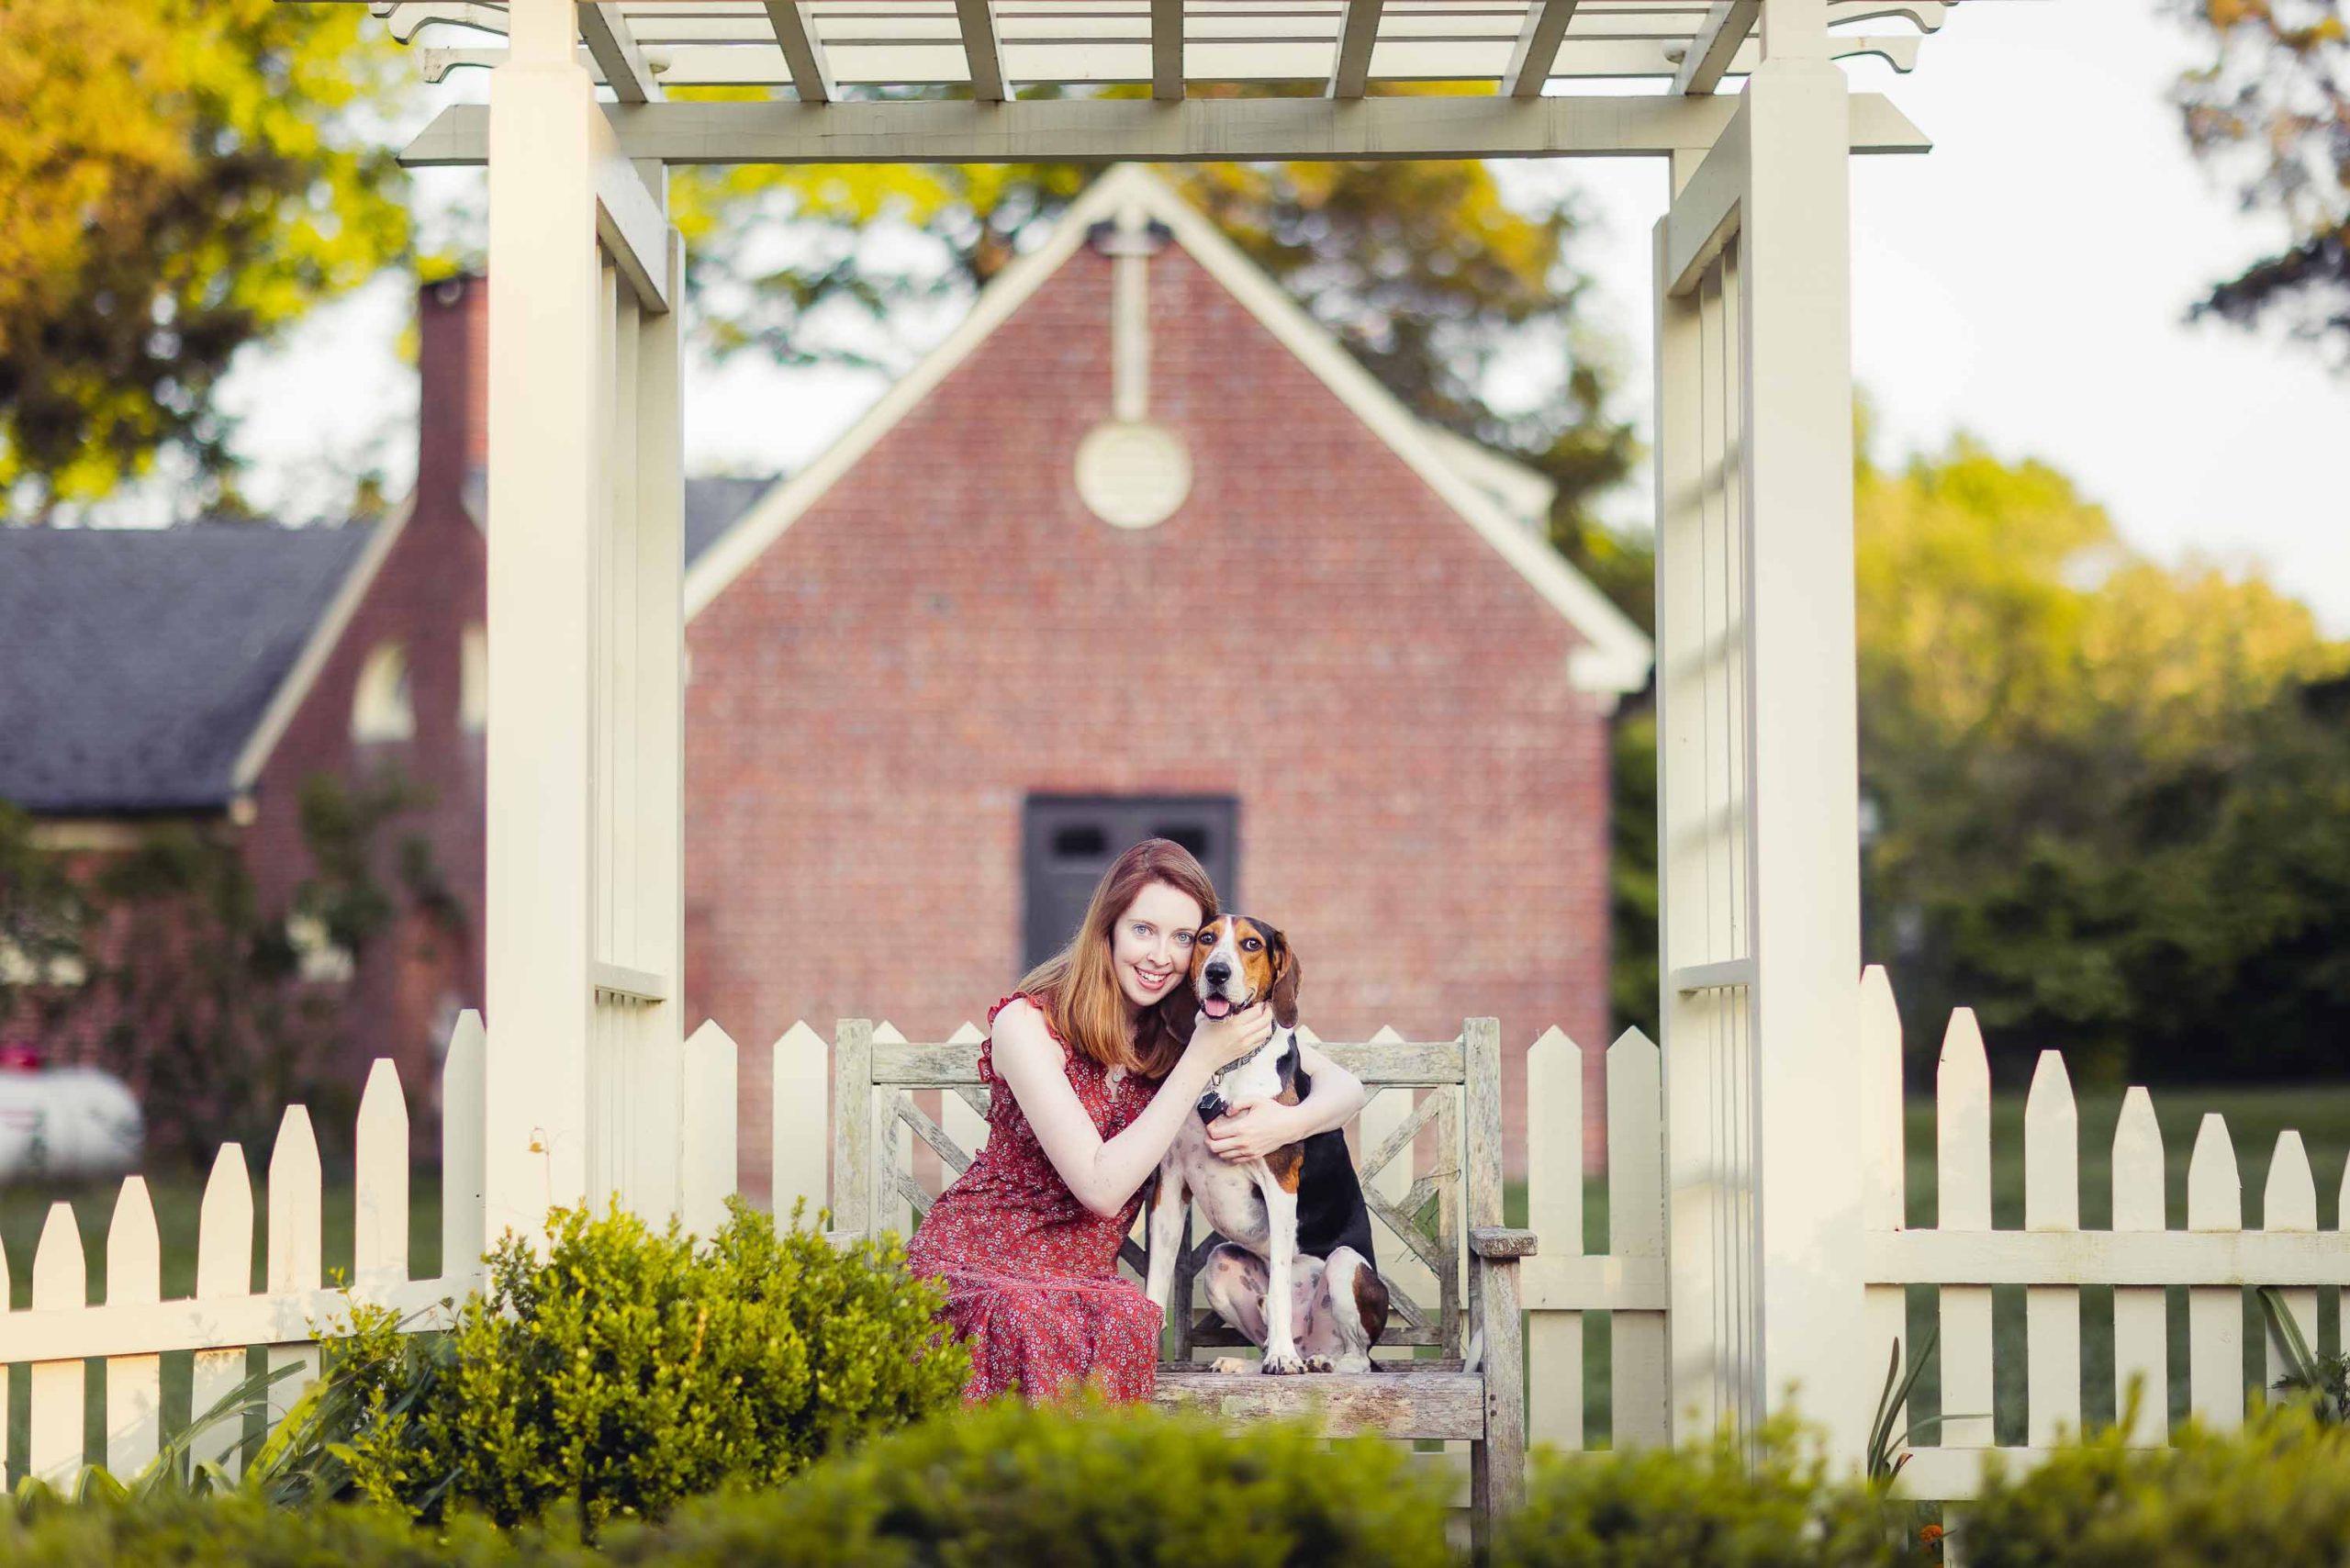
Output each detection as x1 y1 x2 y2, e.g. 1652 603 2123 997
1854 433 2350 1081
0 0 411 519
2170 0 2350 362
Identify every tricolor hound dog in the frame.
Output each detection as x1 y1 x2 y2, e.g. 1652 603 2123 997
1143 915 1391 1374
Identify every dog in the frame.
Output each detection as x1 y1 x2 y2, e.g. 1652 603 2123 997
1142 914 1391 1375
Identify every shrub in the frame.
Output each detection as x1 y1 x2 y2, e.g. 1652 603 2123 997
282 1197 967 1532
1491 1419 1902 1568
0 1490 525 1568
599 1398 1457 1568
1957 1406 2350 1568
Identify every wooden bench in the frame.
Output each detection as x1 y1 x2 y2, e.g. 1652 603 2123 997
832 1014 1531 1536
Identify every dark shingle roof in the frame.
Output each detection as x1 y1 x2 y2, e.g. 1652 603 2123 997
0 523 373 814
684 476 771 566
0 476 772 817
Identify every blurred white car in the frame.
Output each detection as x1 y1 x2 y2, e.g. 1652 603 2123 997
0 1050 144 1181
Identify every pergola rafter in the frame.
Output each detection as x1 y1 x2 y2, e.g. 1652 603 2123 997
763 0 838 101
297 0 1956 1481
357 1 1945 102
576 1 660 100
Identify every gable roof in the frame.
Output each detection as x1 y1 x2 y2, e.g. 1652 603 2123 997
684 164 1652 697
4 478 774 819
0 522 375 814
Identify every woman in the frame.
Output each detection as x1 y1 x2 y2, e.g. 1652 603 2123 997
906 838 1368 1405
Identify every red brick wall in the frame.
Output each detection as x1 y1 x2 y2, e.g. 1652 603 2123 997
684 240 1614 1186
245 277 491 1124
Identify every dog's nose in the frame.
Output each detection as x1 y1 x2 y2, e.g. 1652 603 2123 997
1203 961 1231 985
1195 1091 1224 1123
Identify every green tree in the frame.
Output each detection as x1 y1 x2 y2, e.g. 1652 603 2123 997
1854 431 2350 1081
2169 0 2350 362
0 0 412 519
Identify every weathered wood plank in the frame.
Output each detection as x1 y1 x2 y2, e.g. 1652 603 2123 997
1472 1256 1526 1543
868 1036 1470 1087
833 1019 873 1233
1469 1227 1537 1259
1151 1366 1484 1440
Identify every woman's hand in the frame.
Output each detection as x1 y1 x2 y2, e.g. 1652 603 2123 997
1205 1098 1301 1163
1189 1001 1275 1069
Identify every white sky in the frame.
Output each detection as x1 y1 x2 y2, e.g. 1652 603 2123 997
210 0 2350 633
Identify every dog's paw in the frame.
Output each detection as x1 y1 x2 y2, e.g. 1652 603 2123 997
1303 1354 1336 1374
1209 1357 1255 1376
1260 1350 1307 1376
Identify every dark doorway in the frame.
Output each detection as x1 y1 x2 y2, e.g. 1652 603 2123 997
1021 795 1238 971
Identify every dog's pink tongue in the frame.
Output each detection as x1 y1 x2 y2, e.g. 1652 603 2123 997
1203 997 1232 1019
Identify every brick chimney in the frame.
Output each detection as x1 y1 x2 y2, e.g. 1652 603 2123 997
415 274 488 512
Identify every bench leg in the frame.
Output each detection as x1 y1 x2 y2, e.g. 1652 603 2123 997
1472 1255 1526 1543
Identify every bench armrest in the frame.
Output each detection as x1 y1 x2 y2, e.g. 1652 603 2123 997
1469 1226 1537 1260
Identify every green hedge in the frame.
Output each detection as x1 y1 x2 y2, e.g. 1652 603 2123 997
1491 1418 1901 1568
600 1398 1456 1568
1958 1406 2350 1568
11 1398 2350 1568
0 1492 525 1568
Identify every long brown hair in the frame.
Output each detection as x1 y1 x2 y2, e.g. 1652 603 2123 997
1016 838 1216 1079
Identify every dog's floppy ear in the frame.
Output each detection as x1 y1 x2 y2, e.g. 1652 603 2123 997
1266 923 1303 1029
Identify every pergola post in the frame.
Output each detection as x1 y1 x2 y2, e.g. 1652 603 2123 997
1653 0 1868 1464
483 0 688 1246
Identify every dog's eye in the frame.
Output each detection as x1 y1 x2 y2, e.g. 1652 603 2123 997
1241 937 1262 952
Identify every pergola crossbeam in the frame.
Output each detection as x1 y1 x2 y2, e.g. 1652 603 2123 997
955 0 1014 101
1150 0 1183 99
764 1 838 103
401 93 1930 168
1326 0 1383 99
1673 0 1760 94
576 3 660 103
1502 0 1579 98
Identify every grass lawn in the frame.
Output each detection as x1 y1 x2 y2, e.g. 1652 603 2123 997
7 1080 2344 1478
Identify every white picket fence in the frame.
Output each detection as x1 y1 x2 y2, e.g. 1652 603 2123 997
1853 966 2348 1500
6 976 2347 1500
0 1015 487 1486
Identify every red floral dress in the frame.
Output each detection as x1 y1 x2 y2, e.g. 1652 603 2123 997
904 994 1161 1405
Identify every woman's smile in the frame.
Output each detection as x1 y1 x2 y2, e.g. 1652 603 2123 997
1133 966 1174 992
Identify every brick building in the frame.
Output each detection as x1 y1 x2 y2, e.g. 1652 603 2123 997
683 168 1648 1177
1 167 1648 1177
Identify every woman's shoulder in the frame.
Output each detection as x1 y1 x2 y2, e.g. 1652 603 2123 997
983 993 1063 1083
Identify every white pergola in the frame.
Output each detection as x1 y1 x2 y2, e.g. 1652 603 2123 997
329 0 1946 1463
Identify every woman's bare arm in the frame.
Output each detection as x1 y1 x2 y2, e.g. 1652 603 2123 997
1204 1040 1369 1162
990 997 1275 1218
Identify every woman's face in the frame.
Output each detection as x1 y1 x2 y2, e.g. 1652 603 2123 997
1109 880 1206 1013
